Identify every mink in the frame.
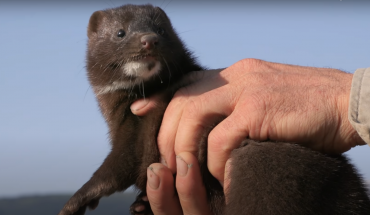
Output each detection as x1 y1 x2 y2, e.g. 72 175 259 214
58 4 370 215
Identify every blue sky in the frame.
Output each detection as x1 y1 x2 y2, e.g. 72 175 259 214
0 0 369 197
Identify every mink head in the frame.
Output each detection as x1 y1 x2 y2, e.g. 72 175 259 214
86 4 197 96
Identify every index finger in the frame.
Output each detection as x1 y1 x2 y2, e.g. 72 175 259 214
158 70 227 172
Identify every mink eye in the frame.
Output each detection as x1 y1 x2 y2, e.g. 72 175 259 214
157 28 165 36
117 29 126 38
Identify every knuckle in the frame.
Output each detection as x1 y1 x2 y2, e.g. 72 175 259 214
182 98 201 120
240 58 263 70
176 183 194 200
174 143 185 155
208 128 238 158
208 162 224 182
243 91 266 113
157 128 168 146
167 87 190 111
157 131 173 157
174 140 197 156
165 99 182 116
147 197 166 212
173 86 190 99
208 130 225 152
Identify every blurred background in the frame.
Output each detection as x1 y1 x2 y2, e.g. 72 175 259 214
0 0 369 214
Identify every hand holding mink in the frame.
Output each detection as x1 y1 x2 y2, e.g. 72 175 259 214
59 4 370 215
132 60 366 182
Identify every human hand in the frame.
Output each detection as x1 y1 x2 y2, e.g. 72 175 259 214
145 152 231 215
131 58 365 184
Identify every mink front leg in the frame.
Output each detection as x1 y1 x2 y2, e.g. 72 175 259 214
58 107 142 215
58 145 138 215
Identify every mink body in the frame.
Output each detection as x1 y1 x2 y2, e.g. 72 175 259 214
58 4 370 215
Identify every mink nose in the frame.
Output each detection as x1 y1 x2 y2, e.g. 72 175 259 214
141 35 158 50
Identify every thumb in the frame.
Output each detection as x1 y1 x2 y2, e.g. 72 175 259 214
131 94 162 116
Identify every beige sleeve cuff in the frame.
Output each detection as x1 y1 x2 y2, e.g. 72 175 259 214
349 68 370 146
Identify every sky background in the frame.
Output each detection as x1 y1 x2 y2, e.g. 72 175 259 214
0 0 369 197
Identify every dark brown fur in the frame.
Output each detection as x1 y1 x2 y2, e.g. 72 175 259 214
58 4 370 215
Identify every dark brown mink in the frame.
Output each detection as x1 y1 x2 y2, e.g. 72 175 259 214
58 4 370 215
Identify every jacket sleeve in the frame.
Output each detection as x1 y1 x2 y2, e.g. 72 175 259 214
349 68 370 146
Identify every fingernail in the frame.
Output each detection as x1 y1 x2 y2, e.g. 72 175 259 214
176 155 192 177
147 166 160 189
160 157 167 166
131 99 149 111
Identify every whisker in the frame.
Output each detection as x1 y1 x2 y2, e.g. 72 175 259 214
161 54 171 81
83 84 92 101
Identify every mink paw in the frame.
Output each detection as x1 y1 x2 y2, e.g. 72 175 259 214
130 193 153 215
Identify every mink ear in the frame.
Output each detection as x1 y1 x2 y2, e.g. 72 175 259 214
154 7 172 28
154 7 168 20
88 11 105 38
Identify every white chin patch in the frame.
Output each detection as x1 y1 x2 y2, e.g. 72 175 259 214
123 61 161 80
94 61 162 95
